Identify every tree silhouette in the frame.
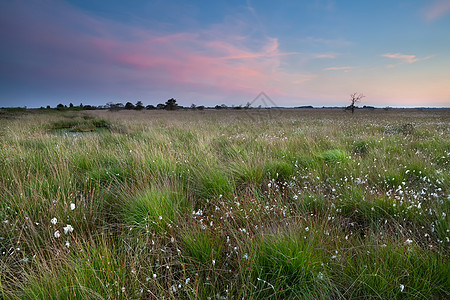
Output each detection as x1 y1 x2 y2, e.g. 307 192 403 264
107 102 124 111
125 102 135 110
135 101 144 110
165 98 178 110
347 92 365 114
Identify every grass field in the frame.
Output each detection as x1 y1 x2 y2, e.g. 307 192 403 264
0 108 449 299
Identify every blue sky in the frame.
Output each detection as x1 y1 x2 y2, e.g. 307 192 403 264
1 0 449 108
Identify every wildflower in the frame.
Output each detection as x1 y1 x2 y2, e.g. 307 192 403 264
63 224 74 234
54 230 61 238
70 203 76 210
50 218 57 225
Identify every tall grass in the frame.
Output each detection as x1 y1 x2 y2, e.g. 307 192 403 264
0 108 448 298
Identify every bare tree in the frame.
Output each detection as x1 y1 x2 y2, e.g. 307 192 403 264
347 92 365 114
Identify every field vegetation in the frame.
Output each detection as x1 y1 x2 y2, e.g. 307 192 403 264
0 108 448 299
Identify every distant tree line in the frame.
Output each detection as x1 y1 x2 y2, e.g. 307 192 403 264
23 93 380 112
40 102 97 111
107 98 181 111
39 99 244 111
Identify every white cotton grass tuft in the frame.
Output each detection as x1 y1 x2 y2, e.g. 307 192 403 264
54 230 61 238
63 224 74 234
50 218 57 225
70 203 76 210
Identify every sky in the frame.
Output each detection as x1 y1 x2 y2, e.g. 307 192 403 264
1 0 449 108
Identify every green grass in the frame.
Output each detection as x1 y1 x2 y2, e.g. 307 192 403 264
321 149 349 163
50 117 110 132
182 228 224 266
121 183 187 233
335 240 449 299
15 236 136 299
249 229 335 299
0 109 448 299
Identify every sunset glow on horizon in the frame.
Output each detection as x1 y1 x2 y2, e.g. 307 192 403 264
1 0 449 108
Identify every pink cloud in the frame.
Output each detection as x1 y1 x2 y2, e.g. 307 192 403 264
382 53 420 63
381 53 433 68
313 53 339 59
1 0 318 101
324 66 353 72
425 0 450 21
97 32 303 96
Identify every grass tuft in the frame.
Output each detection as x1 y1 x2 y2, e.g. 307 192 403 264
321 149 349 163
121 184 187 233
